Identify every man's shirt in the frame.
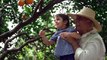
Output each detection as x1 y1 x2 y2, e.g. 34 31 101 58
75 28 106 60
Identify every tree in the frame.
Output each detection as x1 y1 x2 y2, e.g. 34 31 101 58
0 0 66 60
0 0 107 60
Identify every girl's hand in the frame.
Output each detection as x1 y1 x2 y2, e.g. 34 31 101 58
39 30 46 37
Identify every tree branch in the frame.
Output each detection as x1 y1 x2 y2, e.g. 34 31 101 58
0 31 54 60
0 3 12 12
0 35 40 60
3 32 26 51
0 0 64 42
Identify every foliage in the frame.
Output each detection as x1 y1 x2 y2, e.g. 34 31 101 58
106 56 107 60
0 0 107 60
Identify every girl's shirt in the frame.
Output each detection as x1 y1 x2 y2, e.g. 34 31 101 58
50 27 76 56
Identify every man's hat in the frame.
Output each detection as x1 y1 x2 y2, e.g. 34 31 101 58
68 7 102 32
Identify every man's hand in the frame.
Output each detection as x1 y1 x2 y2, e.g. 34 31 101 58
60 32 80 51
60 32 70 40
60 32 80 40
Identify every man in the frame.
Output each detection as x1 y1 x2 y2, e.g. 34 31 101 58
60 7 106 60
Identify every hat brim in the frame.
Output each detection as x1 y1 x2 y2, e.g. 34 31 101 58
67 14 102 32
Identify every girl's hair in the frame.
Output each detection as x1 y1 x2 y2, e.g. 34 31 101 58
55 14 70 28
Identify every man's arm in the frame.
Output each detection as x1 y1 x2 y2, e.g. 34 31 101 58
60 32 80 51
65 37 79 51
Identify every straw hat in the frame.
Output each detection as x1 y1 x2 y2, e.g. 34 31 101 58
67 7 102 32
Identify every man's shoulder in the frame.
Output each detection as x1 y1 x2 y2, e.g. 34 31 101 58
88 33 103 42
90 33 102 39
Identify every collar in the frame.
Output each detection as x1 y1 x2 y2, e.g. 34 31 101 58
57 27 70 31
81 28 97 38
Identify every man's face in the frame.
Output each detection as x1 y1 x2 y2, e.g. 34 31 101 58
74 15 93 34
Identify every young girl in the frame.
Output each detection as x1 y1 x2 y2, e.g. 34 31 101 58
39 14 80 60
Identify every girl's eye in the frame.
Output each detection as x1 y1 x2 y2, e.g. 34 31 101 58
56 19 60 20
54 19 60 22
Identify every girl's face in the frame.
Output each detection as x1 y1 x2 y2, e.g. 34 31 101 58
54 16 67 29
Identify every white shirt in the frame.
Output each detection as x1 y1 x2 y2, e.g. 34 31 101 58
75 29 106 60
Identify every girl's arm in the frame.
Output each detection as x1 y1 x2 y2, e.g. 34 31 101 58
39 30 55 46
